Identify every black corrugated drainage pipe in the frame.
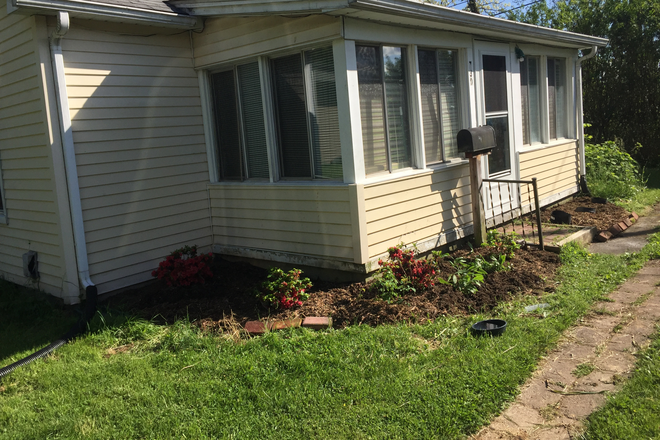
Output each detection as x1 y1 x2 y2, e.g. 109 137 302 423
0 285 97 379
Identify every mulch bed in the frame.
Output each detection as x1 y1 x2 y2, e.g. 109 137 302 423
109 247 560 331
106 195 631 333
538 196 629 232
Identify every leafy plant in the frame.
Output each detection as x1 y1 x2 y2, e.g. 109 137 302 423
585 139 646 200
257 267 312 309
151 245 213 287
485 230 521 259
371 245 436 301
439 257 488 295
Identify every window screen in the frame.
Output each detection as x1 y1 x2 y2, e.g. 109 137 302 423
520 57 541 145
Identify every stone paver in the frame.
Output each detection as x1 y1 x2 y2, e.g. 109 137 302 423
473 257 660 440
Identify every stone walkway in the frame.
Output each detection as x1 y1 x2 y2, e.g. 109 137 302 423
474 204 660 440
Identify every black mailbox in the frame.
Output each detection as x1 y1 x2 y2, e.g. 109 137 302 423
457 126 496 154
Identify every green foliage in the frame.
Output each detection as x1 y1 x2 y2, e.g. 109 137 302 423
256 268 312 309
585 139 646 199
370 245 437 301
509 0 660 167
485 230 521 259
440 256 488 295
573 362 596 378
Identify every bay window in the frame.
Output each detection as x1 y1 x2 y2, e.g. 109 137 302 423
356 45 412 175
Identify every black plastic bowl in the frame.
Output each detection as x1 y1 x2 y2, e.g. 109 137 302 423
471 319 507 337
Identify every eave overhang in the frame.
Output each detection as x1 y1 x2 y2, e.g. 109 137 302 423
171 0 608 49
8 0 202 29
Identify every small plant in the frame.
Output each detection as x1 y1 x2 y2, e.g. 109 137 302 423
151 245 213 287
439 257 487 295
371 245 436 301
257 268 312 309
485 230 521 259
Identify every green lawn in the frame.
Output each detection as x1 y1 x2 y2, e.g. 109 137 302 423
1 238 659 439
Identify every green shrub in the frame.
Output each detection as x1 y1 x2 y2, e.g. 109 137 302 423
370 245 437 301
585 139 646 200
256 268 312 309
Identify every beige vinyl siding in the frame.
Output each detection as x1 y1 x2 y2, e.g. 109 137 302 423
193 15 342 68
0 5 70 295
364 165 472 259
62 22 212 294
209 184 354 261
519 141 579 205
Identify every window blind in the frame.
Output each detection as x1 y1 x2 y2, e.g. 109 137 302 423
211 70 243 180
552 58 567 139
357 45 388 175
548 58 557 139
438 50 459 159
237 62 269 179
383 46 411 170
273 54 311 178
419 49 441 164
304 47 342 179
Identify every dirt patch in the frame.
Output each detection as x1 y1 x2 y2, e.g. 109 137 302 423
538 196 629 232
108 247 560 331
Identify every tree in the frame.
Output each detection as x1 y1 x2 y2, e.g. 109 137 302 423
510 0 660 166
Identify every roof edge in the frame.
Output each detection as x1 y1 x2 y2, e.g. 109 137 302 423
10 0 202 28
350 0 608 48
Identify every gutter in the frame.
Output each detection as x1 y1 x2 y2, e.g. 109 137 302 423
49 10 96 294
9 0 201 29
576 46 598 178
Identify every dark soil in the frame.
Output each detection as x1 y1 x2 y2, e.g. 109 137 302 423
109 246 560 331
105 196 632 333
538 196 630 231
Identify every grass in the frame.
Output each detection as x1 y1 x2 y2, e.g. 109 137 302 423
573 362 596 378
582 328 660 439
1 239 659 439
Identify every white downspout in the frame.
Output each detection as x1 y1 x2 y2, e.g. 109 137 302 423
50 11 95 291
576 45 598 177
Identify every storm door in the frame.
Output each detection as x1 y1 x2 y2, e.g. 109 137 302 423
476 43 518 225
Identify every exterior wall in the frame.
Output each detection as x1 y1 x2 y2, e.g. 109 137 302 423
364 164 472 261
0 5 74 297
209 184 357 268
193 15 342 68
519 140 580 206
61 21 212 294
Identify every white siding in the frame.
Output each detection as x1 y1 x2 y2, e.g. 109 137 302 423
193 15 342 68
62 22 212 294
209 184 355 262
519 141 579 205
364 165 473 259
0 5 70 295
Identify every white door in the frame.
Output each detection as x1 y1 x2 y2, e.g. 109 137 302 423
474 42 519 226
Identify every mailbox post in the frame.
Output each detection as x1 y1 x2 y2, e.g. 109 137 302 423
457 126 497 246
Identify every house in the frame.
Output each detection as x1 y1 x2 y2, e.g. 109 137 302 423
0 0 607 304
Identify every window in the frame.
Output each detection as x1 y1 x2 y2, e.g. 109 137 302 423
520 56 541 145
356 45 412 175
418 48 461 164
209 46 342 182
272 47 342 180
482 54 510 175
210 62 269 181
547 57 567 140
